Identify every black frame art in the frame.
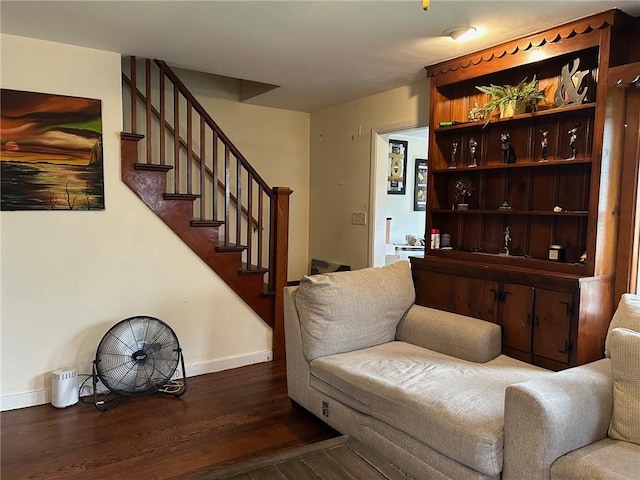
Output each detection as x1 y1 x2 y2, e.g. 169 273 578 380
387 139 408 195
414 158 428 211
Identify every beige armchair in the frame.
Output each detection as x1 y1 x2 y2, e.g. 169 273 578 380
503 294 640 480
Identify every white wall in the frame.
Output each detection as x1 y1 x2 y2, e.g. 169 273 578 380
382 132 428 245
309 82 429 271
0 34 308 410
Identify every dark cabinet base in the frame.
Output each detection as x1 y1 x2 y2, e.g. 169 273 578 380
410 256 613 370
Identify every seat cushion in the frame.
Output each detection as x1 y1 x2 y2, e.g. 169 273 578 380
550 438 640 480
607 328 640 445
309 341 548 476
295 261 414 361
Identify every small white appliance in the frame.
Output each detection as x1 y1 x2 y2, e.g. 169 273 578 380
51 368 78 408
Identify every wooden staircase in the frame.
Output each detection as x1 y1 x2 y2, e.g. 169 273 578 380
120 58 291 359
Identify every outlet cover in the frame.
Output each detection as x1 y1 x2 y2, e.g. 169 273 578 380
351 211 367 225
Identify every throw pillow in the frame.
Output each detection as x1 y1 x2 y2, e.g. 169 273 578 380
605 293 640 358
608 327 640 445
295 261 415 361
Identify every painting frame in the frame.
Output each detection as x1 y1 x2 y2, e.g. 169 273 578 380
0 88 104 211
387 139 408 195
414 158 428 211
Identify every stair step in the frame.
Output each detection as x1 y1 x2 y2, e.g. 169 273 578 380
216 244 246 253
239 265 269 276
134 163 173 172
164 193 200 201
191 220 224 228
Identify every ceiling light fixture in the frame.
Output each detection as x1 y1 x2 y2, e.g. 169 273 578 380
443 26 477 42
422 0 430 10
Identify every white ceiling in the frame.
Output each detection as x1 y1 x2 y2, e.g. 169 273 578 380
2 1 639 112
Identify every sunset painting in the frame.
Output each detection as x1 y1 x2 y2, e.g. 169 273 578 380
1 89 104 210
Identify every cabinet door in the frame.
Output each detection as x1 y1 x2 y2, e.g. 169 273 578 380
532 289 573 364
501 284 534 353
412 270 453 311
453 277 499 323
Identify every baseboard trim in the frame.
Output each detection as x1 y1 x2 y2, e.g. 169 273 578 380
1 350 273 411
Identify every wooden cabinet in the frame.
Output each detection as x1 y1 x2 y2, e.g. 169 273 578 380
500 284 534 356
411 257 613 369
411 10 637 369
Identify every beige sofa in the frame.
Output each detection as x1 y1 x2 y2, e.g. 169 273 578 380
504 293 640 480
284 261 550 480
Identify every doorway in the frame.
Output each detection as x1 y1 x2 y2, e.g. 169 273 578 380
370 125 428 267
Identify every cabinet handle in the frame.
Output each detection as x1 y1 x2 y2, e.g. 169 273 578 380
491 289 499 301
523 314 531 326
535 315 540 327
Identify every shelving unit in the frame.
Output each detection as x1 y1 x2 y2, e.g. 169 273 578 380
411 9 637 370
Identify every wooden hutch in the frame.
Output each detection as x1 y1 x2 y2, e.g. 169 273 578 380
411 9 640 370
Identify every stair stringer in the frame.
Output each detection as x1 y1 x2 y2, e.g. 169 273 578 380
121 132 275 327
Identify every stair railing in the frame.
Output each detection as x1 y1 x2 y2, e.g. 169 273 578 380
121 57 290 299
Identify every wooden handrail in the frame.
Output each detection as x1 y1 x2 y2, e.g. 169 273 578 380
122 56 292 355
122 73 261 230
154 60 274 197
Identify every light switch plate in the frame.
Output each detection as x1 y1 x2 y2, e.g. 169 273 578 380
351 211 366 225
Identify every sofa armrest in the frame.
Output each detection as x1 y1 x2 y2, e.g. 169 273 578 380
503 358 613 480
283 286 311 409
395 304 501 363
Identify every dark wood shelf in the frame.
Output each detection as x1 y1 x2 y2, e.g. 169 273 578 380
432 209 589 216
435 103 597 133
424 249 589 276
432 158 592 173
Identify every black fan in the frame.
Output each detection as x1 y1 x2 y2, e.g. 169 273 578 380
91 316 187 410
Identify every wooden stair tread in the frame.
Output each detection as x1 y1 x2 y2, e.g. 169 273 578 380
216 244 246 253
164 193 200 201
239 264 268 276
134 163 173 172
191 220 224 227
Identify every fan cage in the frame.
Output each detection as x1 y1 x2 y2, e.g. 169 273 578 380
95 315 183 397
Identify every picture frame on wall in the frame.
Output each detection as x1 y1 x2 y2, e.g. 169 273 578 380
387 139 408 195
0 88 104 211
414 158 428 211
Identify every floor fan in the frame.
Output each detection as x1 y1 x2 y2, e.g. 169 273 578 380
92 315 187 410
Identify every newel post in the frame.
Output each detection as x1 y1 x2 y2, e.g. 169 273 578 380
270 187 292 360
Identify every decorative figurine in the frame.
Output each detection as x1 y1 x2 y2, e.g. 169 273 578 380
449 141 458 169
468 137 478 167
554 57 589 107
540 127 549 162
453 176 474 210
499 201 512 210
499 226 511 255
566 122 580 160
501 132 516 164
468 101 483 122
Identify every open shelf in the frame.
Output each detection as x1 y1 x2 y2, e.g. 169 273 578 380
432 157 592 173
435 103 597 132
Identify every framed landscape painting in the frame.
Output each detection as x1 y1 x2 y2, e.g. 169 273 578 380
0 89 104 211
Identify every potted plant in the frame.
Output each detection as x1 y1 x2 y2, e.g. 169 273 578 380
476 76 546 125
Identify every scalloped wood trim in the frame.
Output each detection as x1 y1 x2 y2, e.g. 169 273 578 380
427 10 618 78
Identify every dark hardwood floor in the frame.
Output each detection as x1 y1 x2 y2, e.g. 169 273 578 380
1 360 338 480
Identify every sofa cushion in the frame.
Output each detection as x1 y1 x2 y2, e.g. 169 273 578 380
295 261 415 361
309 341 549 476
550 438 640 480
608 328 640 445
605 293 640 357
